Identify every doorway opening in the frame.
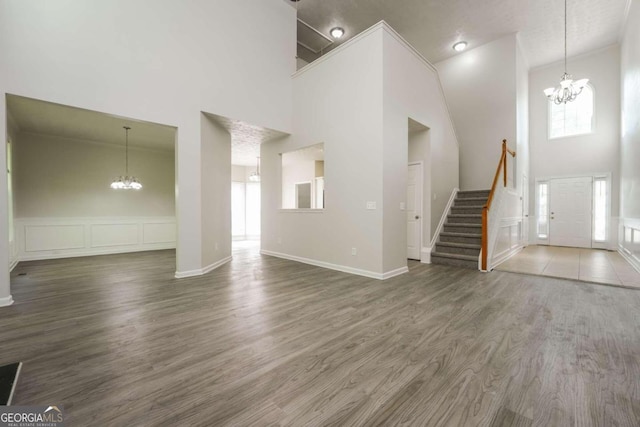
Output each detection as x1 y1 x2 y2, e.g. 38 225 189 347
203 113 287 255
407 118 430 262
5 94 177 273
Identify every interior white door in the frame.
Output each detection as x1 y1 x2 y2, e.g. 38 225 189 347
407 163 422 260
549 177 593 248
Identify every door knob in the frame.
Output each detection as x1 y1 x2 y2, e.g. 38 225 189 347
415 215 420 220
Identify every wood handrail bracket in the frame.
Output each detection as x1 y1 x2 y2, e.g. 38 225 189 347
481 139 516 271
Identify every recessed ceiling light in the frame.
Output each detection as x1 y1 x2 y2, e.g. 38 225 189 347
453 41 468 52
330 27 345 39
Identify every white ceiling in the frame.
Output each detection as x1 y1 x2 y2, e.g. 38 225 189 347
7 96 288 166
292 0 630 68
205 113 288 166
7 95 176 151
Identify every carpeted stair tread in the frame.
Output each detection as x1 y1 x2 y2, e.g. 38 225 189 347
457 190 491 198
448 214 482 218
451 205 485 210
444 223 482 228
440 231 482 237
431 252 478 261
454 197 489 202
437 242 481 249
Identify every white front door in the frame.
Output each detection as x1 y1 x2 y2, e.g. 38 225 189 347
407 163 422 260
549 177 592 248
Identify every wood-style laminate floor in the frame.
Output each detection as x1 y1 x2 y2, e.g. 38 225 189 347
2 241 640 426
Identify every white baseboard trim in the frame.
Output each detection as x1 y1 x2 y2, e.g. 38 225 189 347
175 256 232 279
18 244 175 262
421 246 432 264
618 246 640 274
382 266 409 279
0 295 15 307
261 249 407 280
490 245 525 270
9 258 19 272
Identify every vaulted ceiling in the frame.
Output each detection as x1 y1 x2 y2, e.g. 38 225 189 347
292 0 630 68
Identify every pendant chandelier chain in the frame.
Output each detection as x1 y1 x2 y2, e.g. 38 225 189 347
124 126 130 175
564 0 567 74
110 126 142 190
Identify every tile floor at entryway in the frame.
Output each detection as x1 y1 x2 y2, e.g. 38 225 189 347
496 245 640 289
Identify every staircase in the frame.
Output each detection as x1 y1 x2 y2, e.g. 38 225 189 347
431 189 490 269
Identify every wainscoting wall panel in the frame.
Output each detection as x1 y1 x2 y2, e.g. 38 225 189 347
143 222 177 244
16 217 176 261
25 224 85 252
491 217 524 268
619 218 640 273
90 224 139 248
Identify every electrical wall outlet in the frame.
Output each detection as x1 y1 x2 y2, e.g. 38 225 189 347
366 201 376 210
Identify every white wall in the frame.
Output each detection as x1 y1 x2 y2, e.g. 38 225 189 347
6 113 19 270
382 28 460 270
13 132 175 218
436 36 518 190
529 45 621 248
516 38 531 241
262 25 386 277
199 115 232 277
620 0 640 270
0 0 295 301
262 23 460 278
0 101 11 305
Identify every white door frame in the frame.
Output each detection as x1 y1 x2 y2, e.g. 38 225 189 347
407 161 423 261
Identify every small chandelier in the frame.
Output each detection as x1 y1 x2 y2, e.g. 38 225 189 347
111 126 142 190
543 0 589 104
249 156 260 182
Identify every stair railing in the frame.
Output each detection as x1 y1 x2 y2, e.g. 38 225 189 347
481 139 516 271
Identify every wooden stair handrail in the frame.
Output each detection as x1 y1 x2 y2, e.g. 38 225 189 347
481 139 516 271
